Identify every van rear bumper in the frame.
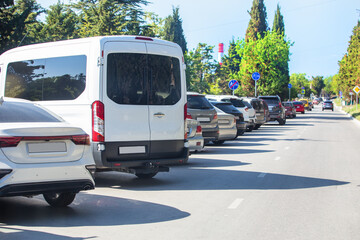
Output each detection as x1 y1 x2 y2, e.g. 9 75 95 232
92 140 189 171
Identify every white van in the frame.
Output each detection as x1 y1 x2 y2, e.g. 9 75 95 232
0 36 189 178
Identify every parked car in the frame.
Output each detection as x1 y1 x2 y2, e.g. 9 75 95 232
258 96 286 125
242 97 266 130
212 107 238 145
299 99 311 111
282 101 296 118
313 98 320 105
206 95 256 132
209 101 247 136
1 36 189 179
0 97 95 207
187 92 219 144
186 119 204 153
262 100 270 122
293 101 305 114
322 100 334 111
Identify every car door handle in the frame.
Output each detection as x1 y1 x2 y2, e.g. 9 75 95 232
153 112 165 118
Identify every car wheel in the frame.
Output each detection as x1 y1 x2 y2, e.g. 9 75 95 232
302 111 305 114
246 126 254 132
43 192 76 207
237 130 245 136
253 124 261 130
213 140 225 145
278 118 286 125
322 109 324 111
135 172 158 179
292 114 296 118
332 108 334 111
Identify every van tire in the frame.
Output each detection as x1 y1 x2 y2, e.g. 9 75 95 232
135 172 158 179
43 192 76 207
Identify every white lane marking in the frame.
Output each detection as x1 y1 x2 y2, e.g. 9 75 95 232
258 173 267 178
275 156 281 161
285 146 290 150
297 135 301 138
228 198 244 209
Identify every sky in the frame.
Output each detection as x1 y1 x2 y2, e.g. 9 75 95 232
38 0 360 78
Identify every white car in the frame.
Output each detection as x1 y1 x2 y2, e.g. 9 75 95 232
186 119 204 153
0 97 95 207
206 95 256 132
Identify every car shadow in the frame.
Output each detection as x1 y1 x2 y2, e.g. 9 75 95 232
0 227 96 240
0 194 190 227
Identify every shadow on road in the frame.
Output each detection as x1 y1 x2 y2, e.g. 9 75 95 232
0 194 190 227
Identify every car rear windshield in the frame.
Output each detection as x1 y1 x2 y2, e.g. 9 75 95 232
0 101 62 123
243 101 253 109
259 97 279 105
324 101 332 103
283 102 292 107
212 103 240 113
221 98 246 108
293 101 303 105
187 95 213 109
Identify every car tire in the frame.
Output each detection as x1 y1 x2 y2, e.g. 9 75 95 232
278 118 286 125
253 124 261 130
292 114 296 118
322 109 324 111
246 126 254 132
237 130 245 136
43 192 76 207
135 172 158 179
213 140 225 145
302 111 305 114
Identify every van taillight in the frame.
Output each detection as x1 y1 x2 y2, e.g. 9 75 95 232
184 103 189 120
92 101 104 142
135 36 153 41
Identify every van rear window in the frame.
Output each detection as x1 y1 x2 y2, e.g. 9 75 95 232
5 55 86 101
107 53 181 105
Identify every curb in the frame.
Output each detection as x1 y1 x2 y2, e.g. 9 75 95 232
336 105 360 128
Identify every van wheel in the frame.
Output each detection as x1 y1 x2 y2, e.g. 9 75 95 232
135 172 158 179
43 192 76 207
213 140 225 145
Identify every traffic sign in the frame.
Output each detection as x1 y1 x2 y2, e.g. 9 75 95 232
252 72 260 81
353 86 360 94
228 79 239 90
288 83 292 89
301 86 305 89
301 89 305 95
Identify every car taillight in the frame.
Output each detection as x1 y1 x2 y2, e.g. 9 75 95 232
196 125 202 133
71 134 91 145
245 107 249 112
92 101 104 142
214 112 218 120
0 137 22 148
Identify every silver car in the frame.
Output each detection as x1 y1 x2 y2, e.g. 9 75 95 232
212 107 238 145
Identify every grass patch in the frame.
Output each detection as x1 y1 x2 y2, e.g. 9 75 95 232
343 104 360 121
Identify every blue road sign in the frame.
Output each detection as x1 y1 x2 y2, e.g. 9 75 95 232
301 89 305 95
228 80 239 90
288 83 292 89
301 86 305 89
252 72 260 81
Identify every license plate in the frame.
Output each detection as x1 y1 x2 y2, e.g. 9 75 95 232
219 120 229 124
28 142 66 153
197 117 210 122
119 146 146 154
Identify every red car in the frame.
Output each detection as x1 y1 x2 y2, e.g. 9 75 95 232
292 101 305 114
282 101 296 118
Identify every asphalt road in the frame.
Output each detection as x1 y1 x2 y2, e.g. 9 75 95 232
1 105 360 240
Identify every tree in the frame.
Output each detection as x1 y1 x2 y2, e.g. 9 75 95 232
163 6 187 54
337 21 360 101
323 76 335 97
272 4 284 35
234 31 291 98
289 73 311 98
311 76 325 96
142 12 164 37
40 2 79 42
71 0 148 37
0 0 44 54
245 0 268 41
185 43 216 93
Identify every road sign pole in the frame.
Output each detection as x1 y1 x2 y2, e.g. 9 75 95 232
255 81 257 97
289 88 291 101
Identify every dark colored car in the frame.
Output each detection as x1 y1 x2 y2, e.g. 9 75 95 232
187 92 219 143
293 101 305 114
242 97 266 130
262 100 270 122
282 101 296 118
322 100 334 111
258 96 286 125
210 101 247 136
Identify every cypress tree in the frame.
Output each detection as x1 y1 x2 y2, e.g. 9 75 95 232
272 4 285 35
245 0 268 41
163 6 187 54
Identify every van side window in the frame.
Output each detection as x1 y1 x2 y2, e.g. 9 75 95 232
5 55 86 101
106 53 181 105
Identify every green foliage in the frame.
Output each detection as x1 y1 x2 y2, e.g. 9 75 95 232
311 76 325 96
289 73 311 98
337 21 360 101
142 12 164 38
234 31 291 98
272 4 284 35
185 43 216 93
323 76 335 96
163 6 187 54
245 0 268 41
